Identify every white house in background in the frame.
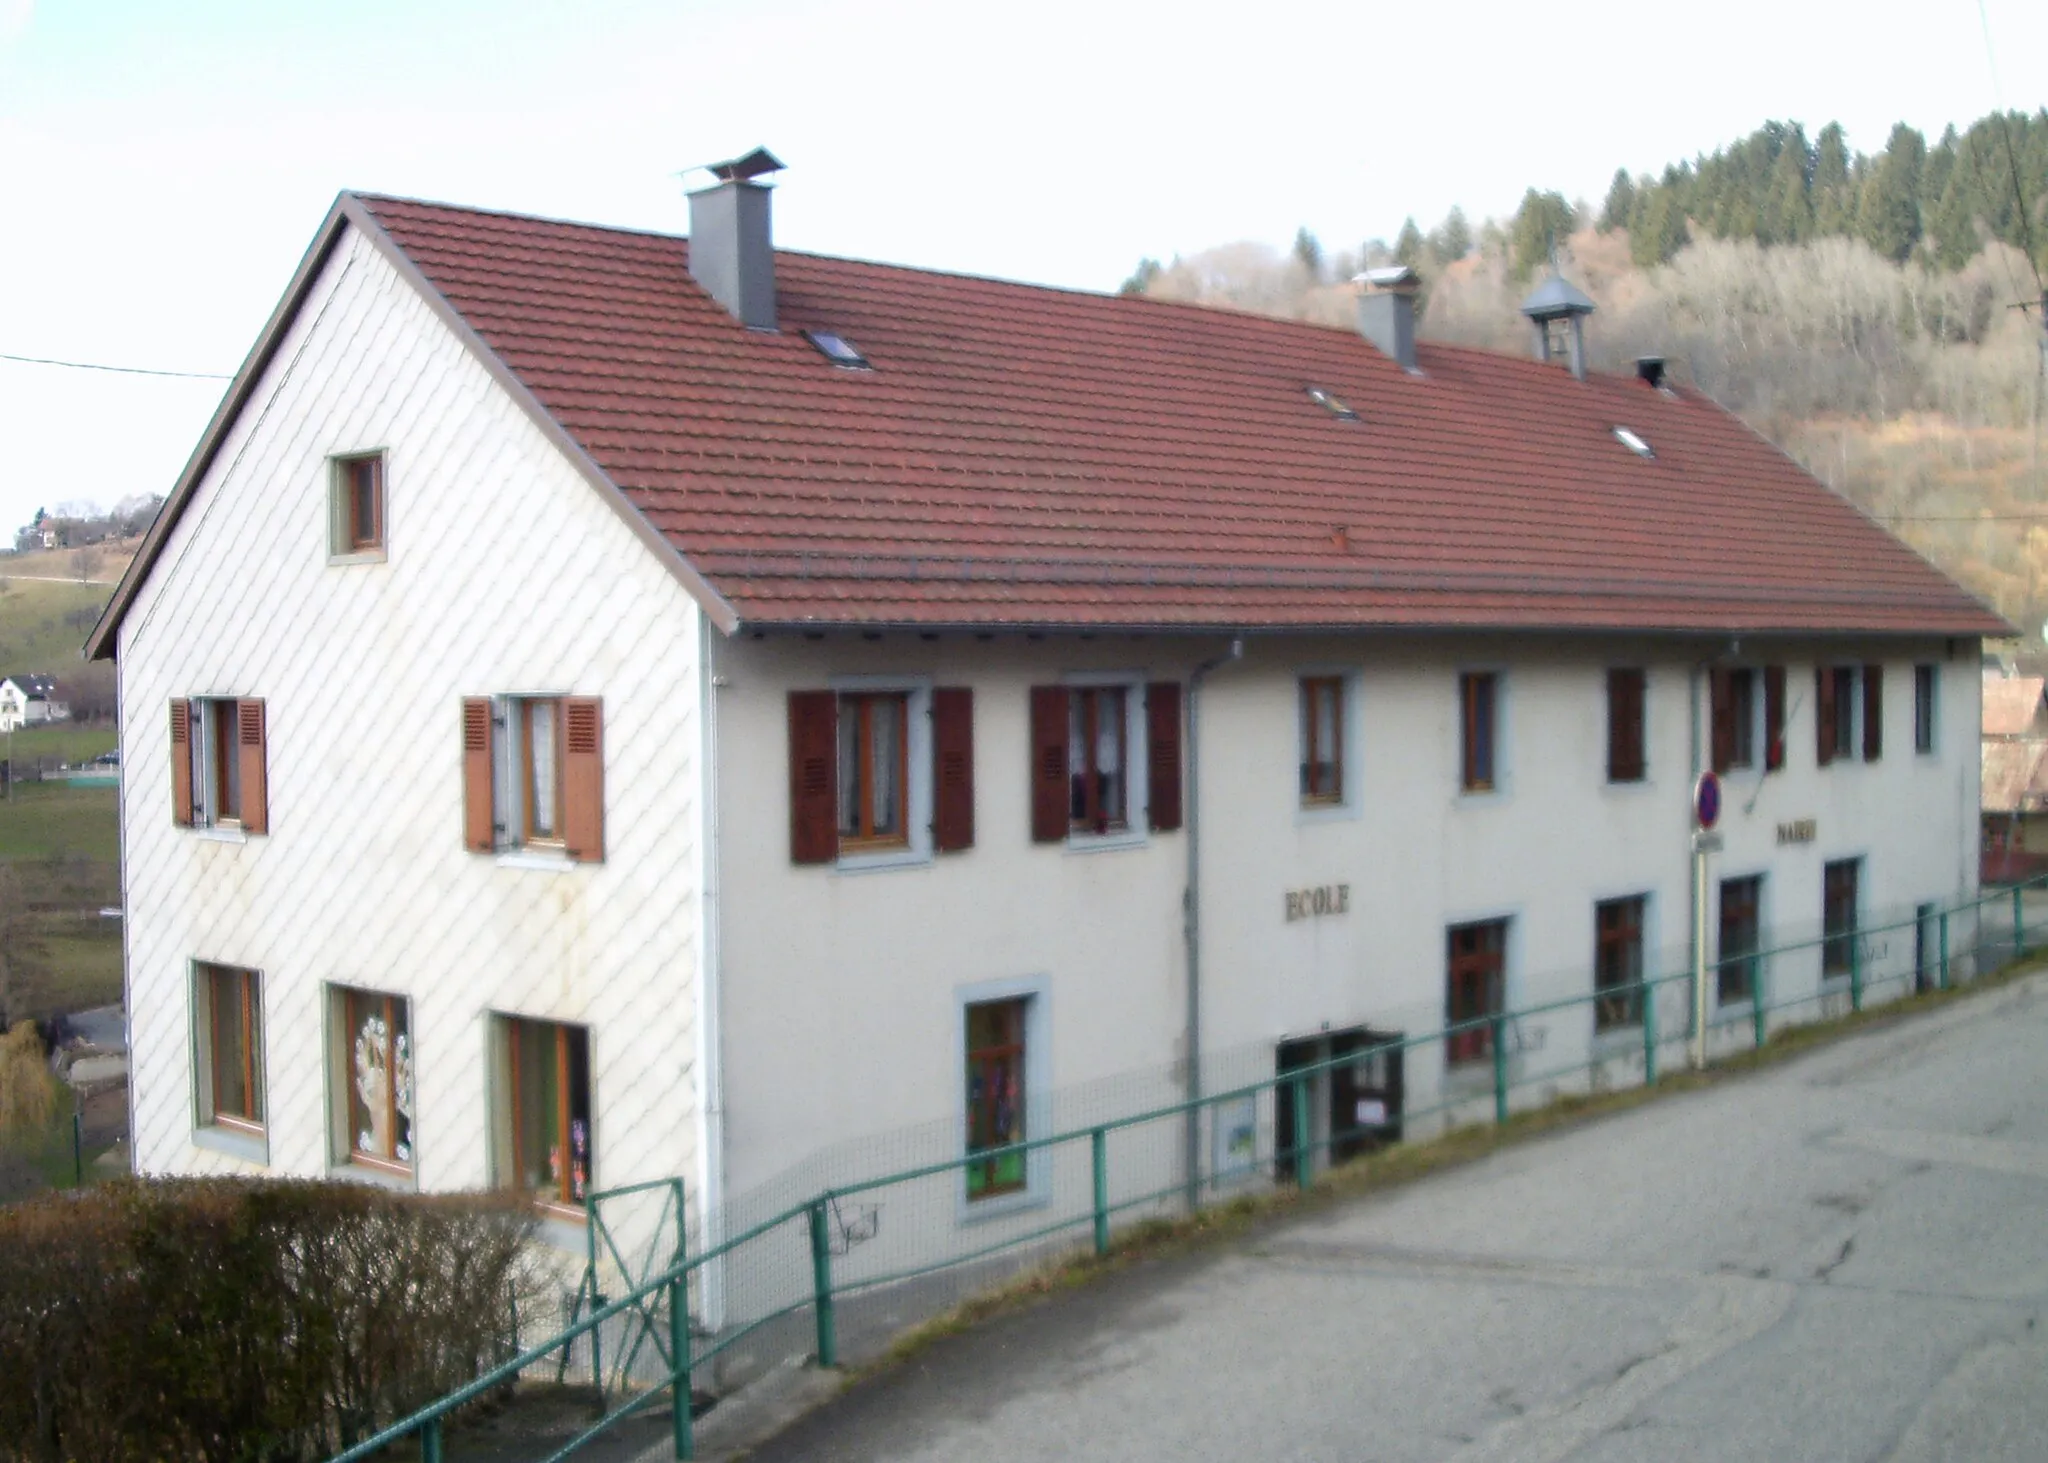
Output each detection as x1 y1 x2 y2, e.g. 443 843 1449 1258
0 674 67 732
0 679 26 733
89 158 2006 1278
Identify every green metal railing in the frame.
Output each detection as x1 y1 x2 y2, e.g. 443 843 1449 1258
328 873 2047 1462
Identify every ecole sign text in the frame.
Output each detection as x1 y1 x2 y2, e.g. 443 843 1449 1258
1285 884 1352 922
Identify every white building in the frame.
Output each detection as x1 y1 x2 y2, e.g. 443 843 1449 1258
90 162 2005 1276
0 675 66 732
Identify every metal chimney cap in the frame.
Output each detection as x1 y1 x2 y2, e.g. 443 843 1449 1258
1519 273 1595 321
1355 265 1420 294
696 147 786 184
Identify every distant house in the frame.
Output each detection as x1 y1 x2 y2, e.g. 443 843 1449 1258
0 679 25 733
0 674 71 732
1982 672 2048 876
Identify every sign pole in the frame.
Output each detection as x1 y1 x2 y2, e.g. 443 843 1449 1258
1690 772 1723 1071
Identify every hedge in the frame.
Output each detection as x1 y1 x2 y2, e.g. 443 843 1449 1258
0 1178 538 1462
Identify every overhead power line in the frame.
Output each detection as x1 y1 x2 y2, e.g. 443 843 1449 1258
0 350 232 381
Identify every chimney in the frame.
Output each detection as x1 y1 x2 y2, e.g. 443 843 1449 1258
687 147 784 330
1355 265 1420 371
1518 273 1596 381
1634 356 1667 390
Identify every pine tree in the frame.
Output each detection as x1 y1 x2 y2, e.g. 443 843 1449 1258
1291 227 1324 282
1599 169 1637 233
1812 122 1855 236
1427 206 1472 266
1394 217 1426 271
1509 189 1575 279
1926 166 1979 270
1628 185 1688 267
1118 258 1162 296
1760 141 1813 245
1858 123 1926 263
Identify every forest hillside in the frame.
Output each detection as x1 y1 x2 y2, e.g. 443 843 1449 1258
1122 113 2048 639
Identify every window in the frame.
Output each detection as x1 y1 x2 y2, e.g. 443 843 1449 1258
332 453 385 554
1914 664 1937 753
1593 897 1645 1031
788 685 970 863
1027 681 1180 843
1606 669 1644 783
461 696 604 861
494 1016 592 1211
1459 673 1497 793
169 697 268 833
837 691 909 849
1709 669 1757 773
1717 876 1762 1004
1823 859 1860 977
195 963 264 1134
1763 665 1787 772
1300 676 1345 804
964 997 1028 1200
1445 919 1507 1065
803 330 870 369
1816 665 1857 766
335 987 413 1174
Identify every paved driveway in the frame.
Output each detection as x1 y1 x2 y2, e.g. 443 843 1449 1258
748 973 2048 1462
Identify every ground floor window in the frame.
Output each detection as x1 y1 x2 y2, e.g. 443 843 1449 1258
1718 876 1763 1003
1823 859 1861 977
1593 896 1646 1032
335 987 414 1174
1445 920 1507 1065
964 997 1028 1199
195 962 264 1132
494 1016 592 1211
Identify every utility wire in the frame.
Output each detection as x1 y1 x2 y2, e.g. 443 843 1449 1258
0 350 231 381
1976 0 2045 295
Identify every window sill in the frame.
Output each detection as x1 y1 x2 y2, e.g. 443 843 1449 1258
1295 800 1360 827
532 1211 591 1255
1065 828 1147 855
328 1159 417 1191
835 845 932 876
192 1124 268 1166
327 549 387 567
1600 777 1654 795
1590 1023 1644 1051
959 1184 1049 1226
192 825 249 846
495 848 577 873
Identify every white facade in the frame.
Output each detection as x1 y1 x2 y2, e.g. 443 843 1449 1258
111 219 1987 1286
0 679 24 733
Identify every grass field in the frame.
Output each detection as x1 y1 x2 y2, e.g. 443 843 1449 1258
0 781 118 863
0 783 122 1022
0 574 111 672
4 723 116 765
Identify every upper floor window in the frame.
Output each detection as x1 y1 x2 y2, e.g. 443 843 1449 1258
1028 681 1181 845
462 696 604 861
195 961 265 1135
1459 672 1497 793
1299 676 1345 805
169 697 268 834
331 452 385 556
1914 665 1937 753
1605 669 1645 784
1710 668 1757 772
1816 664 1882 765
788 684 971 864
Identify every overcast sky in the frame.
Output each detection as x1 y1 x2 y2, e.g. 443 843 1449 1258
1 0 2044 539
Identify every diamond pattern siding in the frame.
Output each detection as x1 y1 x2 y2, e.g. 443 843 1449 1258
120 229 706 1253
353 194 2005 636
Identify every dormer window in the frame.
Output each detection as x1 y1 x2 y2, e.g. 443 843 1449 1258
805 331 871 369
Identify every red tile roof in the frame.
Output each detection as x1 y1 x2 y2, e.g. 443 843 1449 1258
1983 675 2047 737
172 192 2032 639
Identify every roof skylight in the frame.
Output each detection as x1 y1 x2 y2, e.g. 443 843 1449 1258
1612 425 1655 459
805 330 871 369
1307 386 1359 421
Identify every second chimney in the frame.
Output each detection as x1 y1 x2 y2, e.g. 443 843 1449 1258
1355 265 1420 371
687 147 783 330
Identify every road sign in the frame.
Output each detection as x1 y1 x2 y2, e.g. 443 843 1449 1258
1692 830 1724 854
1694 771 1722 830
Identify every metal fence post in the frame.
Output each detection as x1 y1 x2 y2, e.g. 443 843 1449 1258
670 1273 693 1460
2014 885 2025 957
1751 962 1766 1050
1291 1076 1313 1190
419 1419 444 1463
1091 1127 1110 1256
1641 979 1657 1086
1849 927 1863 1013
1491 1016 1509 1126
807 1198 837 1368
72 1110 82 1186
1939 910 1950 989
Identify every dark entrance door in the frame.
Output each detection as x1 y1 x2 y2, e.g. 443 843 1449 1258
1275 1027 1405 1180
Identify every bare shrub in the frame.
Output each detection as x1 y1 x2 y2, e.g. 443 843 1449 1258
0 1024 57 1146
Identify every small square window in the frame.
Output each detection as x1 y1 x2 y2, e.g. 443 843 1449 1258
1299 676 1345 805
493 1015 593 1212
332 453 385 555
195 962 264 1134
334 986 414 1174
964 996 1029 1200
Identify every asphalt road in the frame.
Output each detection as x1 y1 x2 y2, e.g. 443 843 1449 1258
747 972 2048 1463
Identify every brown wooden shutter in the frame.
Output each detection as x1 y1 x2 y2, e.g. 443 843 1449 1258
1147 682 1183 832
1709 669 1734 775
932 687 974 853
1029 685 1069 843
1607 669 1643 781
1862 665 1882 761
1815 667 1837 767
462 698 495 852
562 697 604 863
169 699 195 827
1764 665 1786 771
236 698 268 835
788 691 838 864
